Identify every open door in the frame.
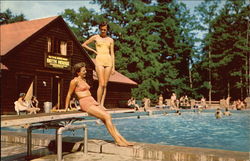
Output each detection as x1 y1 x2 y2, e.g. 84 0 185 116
52 77 61 109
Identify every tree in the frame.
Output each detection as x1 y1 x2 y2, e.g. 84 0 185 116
194 0 249 100
208 0 249 99
62 0 199 101
194 0 220 102
0 9 26 25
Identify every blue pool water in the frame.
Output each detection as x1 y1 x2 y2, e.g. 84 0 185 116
2 110 250 152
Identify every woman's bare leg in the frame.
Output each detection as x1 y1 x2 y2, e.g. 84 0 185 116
100 66 112 106
95 65 105 105
96 66 112 108
112 125 135 146
85 105 129 146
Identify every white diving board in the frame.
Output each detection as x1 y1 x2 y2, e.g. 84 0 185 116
1 109 134 127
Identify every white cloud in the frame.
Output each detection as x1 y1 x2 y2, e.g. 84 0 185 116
1 1 100 20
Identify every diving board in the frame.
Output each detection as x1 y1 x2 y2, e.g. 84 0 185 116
1 111 88 127
1 109 134 127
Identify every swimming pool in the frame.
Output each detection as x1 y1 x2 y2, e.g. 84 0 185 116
2 110 250 152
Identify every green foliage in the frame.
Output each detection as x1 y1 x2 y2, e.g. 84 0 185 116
0 9 26 25
194 0 249 99
61 0 249 101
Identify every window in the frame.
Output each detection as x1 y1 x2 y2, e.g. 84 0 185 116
60 41 67 56
47 37 72 56
47 37 52 53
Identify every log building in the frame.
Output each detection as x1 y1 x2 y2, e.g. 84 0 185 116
0 16 137 114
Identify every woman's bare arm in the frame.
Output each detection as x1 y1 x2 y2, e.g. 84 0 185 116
110 38 115 74
82 35 98 54
65 79 77 111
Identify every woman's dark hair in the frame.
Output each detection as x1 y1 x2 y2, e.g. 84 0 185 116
73 62 86 76
99 21 109 30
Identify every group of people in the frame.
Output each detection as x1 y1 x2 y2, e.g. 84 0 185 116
127 97 151 112
170 93 194 110
231 99 246 110
215 108 232 119
14 21 248 147
221 96 246 110
14 93 40 115
127 93 191 110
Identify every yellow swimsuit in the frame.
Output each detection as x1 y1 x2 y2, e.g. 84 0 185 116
95 40 112 67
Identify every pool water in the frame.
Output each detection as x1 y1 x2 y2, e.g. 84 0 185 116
85 111 250 152
2 110 250 152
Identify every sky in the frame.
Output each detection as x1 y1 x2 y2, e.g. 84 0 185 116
1 1 100 20
1 0 204 40
1 0 202 20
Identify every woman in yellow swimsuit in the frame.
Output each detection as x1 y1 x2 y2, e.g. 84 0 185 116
82 22 115 108
65 62 133 147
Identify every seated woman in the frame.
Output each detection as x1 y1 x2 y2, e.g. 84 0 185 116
65 62 134 147
14 93 29 115
31 96 39 108
29 96 40 114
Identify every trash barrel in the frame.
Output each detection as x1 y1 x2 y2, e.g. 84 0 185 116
44 102 52 113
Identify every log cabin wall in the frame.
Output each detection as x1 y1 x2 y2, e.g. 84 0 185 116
0 72 16 114
93 82 133 108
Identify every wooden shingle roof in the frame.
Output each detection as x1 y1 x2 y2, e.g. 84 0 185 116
0 16 58 55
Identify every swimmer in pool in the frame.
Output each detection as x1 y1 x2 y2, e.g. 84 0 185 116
223 108 232 116
65 62 134 147
215 108 223 119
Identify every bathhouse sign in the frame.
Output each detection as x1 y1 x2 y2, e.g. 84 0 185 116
45 55 71 70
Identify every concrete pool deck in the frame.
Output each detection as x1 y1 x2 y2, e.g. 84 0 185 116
1 131 249 161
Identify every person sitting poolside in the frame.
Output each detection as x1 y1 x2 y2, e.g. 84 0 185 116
28 96 40 114
143 97 151 112
200 96 207 109
170 93 177 110
157 94 164 108
128 97 139 111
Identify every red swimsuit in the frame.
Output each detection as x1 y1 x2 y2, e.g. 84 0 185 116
75 79 99 112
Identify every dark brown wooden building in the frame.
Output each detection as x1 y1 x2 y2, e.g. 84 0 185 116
0 16 137 114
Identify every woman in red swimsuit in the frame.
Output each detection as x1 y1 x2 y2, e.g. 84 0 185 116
65 62 133 147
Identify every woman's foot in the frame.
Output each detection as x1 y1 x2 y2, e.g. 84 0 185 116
115 142 129 147
126 142 135 146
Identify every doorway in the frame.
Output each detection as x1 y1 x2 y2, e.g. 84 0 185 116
52 76 61 108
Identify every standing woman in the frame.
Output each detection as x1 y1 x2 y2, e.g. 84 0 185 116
82 22 115 108
65 62 133 146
